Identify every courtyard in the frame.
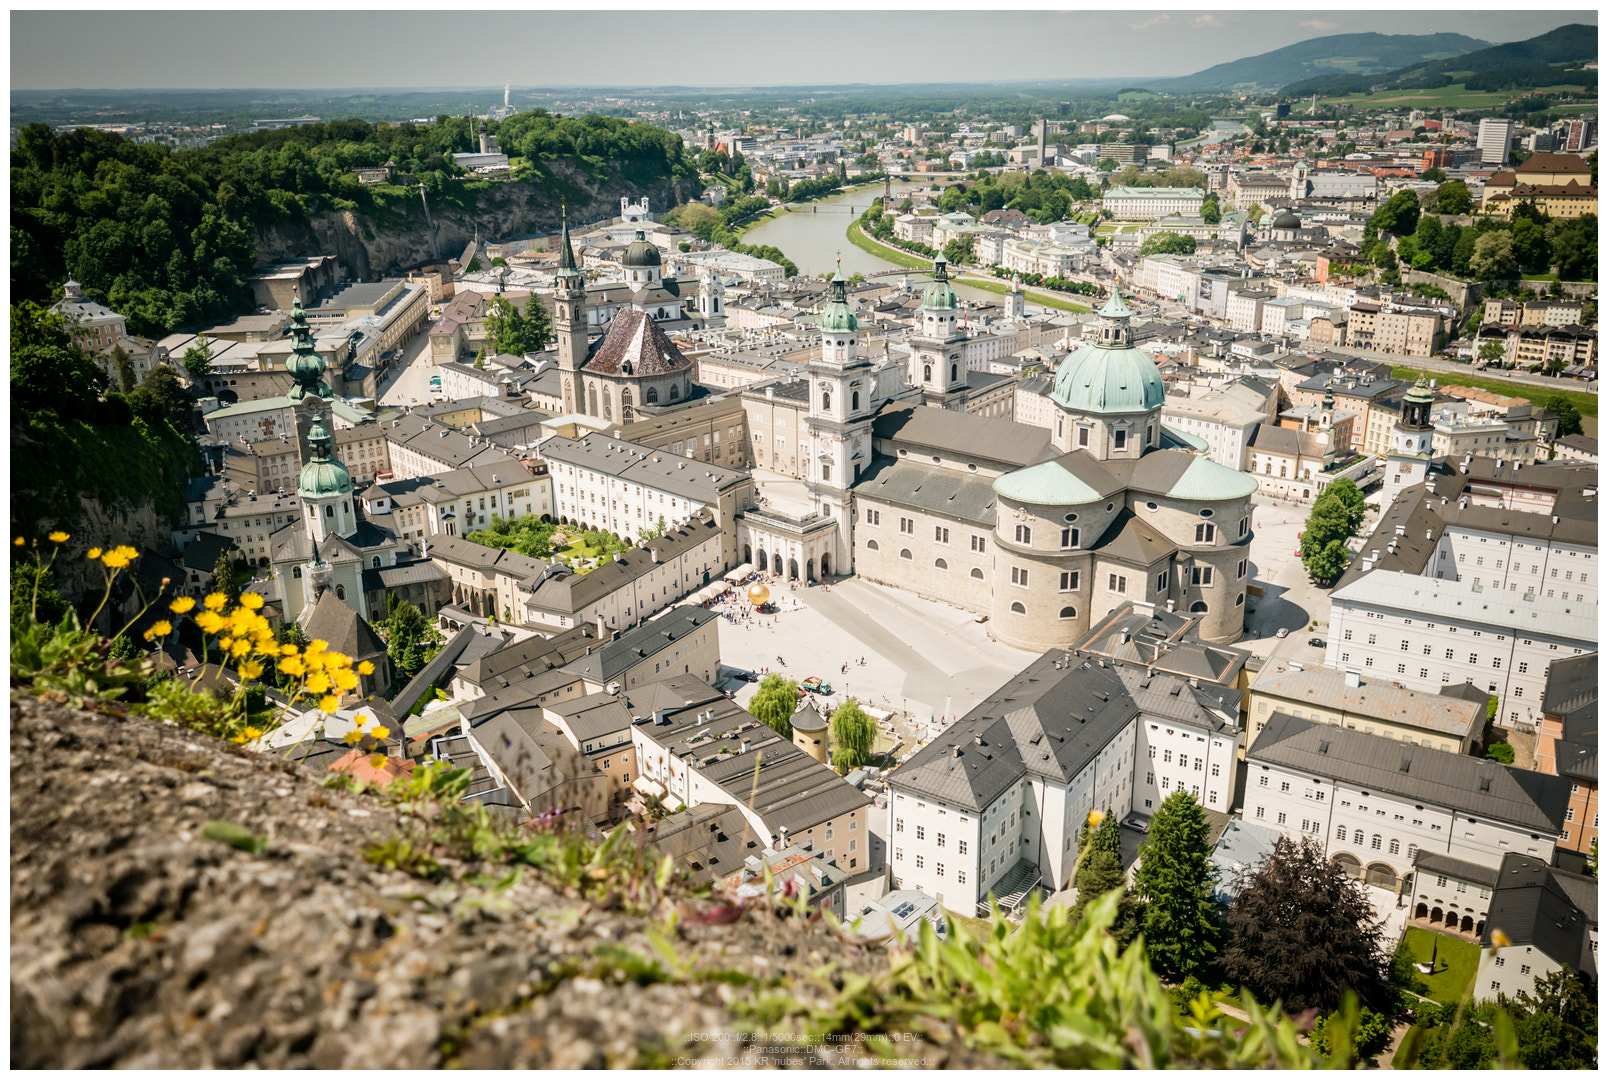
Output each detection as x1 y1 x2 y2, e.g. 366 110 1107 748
1398 926 1481 1005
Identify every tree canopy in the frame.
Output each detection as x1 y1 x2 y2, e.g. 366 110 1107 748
829 699 876 773
1139 232 1197 256
1219 837 1392 1013
1132 790 1219 979
748 674 799 739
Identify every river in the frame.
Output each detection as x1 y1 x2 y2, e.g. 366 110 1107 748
1177 118 1249 149
740 180 1020 309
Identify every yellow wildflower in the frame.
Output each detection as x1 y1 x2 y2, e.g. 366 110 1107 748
101 549 133 569
344 730 364 745
1490 929 1511 948
243 726 263 740
280 643 299 656
319 695 340 713
142 620 173 641
203 592 228 610
240 660 264 680
277 656 305 677
13 537 24 547
87 547 102 559
1087 810 1106 829
306 672 332 695
170 596 196 614
333 670 359 692
304 639 328 656
48 531 69 544
370 726 390 741
326 651 351 668
195 611 226 635
229 640 251 658
369 753 389 770
357 660 375 676
240 593 264 610
231 733 248 744
353 714 369 727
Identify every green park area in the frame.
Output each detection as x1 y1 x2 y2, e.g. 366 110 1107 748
845 220 1090 313
1391 367 1597 419
1399 927 1479 1005
1320 83 1584 110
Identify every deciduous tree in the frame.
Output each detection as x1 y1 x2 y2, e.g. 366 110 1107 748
749 673 799 739
1219 837 1391 1013
829 698 876 772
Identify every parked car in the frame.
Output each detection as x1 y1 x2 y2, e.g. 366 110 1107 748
1307 637 1325 647
1275 628 1289 639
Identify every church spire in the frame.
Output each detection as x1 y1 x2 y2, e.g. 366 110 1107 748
285 293 331 400
556 202 581 281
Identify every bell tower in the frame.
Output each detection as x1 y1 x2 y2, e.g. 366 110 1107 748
805 259 875 574
1386 374 1436 505
554 205 589 414
908 255 969 410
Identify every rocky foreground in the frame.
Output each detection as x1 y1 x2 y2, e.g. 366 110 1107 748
10 695 1003 1069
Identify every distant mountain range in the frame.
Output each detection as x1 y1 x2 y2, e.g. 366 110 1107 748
1148 32 1490 93
1279 24 1599 96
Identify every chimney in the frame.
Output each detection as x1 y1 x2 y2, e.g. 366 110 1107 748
740 740 750 754
951 744 962 758
1344 669 1362 688
596 616 607 640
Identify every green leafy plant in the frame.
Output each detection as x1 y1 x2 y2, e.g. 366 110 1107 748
201 820 269 855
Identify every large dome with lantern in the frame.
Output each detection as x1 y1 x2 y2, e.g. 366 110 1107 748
1049 292 1165 415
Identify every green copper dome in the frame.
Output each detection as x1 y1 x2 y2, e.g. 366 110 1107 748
819 267 859 333
1050 292 1165 415
297 419 354 500
1404 373 1434 405
993 460 1102 507
922 255 957 311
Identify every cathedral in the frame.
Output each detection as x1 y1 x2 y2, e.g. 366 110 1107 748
743 268 1260 648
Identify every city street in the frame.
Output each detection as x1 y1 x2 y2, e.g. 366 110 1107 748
377 316 438 408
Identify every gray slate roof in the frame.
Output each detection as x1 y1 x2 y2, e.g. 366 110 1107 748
559 606 718 684
300 589 387 662
539 434 750 504
1479 853 1595 971
871 402 1056 470
854 458 998 526
1412 849 1502 888
1247 713 1572 834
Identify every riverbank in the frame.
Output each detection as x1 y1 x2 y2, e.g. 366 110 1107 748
847 219 1093 314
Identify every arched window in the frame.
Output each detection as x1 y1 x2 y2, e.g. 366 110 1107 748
293 566 302 579
970 568 984 580
851 391 860 411
587 385 599 416
1389 838 1400 855
822 390 831 411
899 548 913 560
335 584 346 600
934 558 948 570
866 539 879 551
1189 601 1208 613
950 363 958 382
669 384 680 402
923 364 932 382
372 556 381 567
1059 606 1076 619
325 505 335 518
1353 829 1365 845
645 386 659 404
603 390 612 420
621 388 633 420
1010 601 1026 614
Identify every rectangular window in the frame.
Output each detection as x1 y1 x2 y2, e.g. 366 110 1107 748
1011 566 1029 588
971 534 986 553
1156 570 1169 592
1195 522 1216 543
866 509 880 526
915 825 924 841
1113 429 1127 450
1060 527 1077 548
1014 524 1031 544
1059 571 1079 591
1077 427 1090 447
934 526 950 544
900 517 914 535
1190 566 1214 587
1108 573 1127 593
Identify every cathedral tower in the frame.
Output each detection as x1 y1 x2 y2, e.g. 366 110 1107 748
804 260 875 574
908 255 969 409
554 205 589 414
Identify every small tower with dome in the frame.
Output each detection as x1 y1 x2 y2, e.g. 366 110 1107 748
1048 291 1165 459
804 258 875 574
696 268 725 324
298 413 357 544
1386 374 1436 504
907 255 969 409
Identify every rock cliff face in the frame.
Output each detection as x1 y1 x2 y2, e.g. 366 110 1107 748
8 696 999 1069
252 167 699 279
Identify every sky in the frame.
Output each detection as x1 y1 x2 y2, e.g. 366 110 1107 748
9 6 1600 91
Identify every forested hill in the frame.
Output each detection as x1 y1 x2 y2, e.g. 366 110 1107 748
1149 32 1487 92
1280 23 1598 96
11 112 698 337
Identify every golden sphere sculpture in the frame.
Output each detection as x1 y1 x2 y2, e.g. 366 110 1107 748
747 583 770 608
